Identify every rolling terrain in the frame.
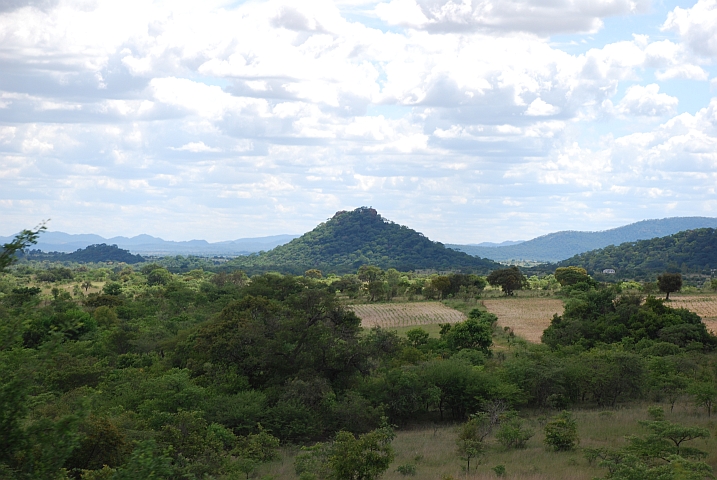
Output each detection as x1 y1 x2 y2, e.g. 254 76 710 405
450 216 717 262
556 227 717 278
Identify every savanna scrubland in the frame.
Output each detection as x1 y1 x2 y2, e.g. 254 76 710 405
2 251 717 480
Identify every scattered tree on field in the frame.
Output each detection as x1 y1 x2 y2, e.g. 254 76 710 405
295 419 395 480
544 411 579 451
657 272 682 300
358 265 386 302
487 266 526 296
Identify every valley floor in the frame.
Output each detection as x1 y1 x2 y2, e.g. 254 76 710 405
262 402 717 479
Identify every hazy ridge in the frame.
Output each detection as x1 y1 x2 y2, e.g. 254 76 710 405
449 217 717 262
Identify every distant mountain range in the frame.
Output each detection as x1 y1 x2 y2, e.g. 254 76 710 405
449 217 717 262
225 207 501 275
0 231 299 256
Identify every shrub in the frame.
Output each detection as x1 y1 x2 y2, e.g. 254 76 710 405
544 411 579 451
496 414 534 449
492 464 506 477
396 463 417 476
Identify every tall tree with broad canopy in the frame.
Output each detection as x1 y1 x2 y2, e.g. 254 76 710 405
657 272 683 300
554 266 591 286
487 266 526 296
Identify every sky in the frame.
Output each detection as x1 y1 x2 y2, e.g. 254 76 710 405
1 0 717 244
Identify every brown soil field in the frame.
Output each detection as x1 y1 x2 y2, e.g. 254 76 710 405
349 302 466 329
668 295 717 335
483 298 564 343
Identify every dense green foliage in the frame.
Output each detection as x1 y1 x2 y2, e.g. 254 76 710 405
2 234 717 478
486 266 527 296
225 208 500 275
556 228 717 279
24 244 145 264
450 217 717 262
542 289 717 351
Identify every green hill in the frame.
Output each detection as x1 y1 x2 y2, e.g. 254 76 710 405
24 243 145 264
450 216 717 262
226 207 501 274
556 228 717 279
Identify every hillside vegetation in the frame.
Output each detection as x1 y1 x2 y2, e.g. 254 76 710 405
451 216 717 262
226 207 500 274
23 243 145 264
557 228 717 279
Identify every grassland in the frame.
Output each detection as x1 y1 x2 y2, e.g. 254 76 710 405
262 402 717 479
482 298 564 343
349 302 467 329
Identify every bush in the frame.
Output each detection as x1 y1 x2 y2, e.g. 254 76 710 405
396 463 417 476
544 411 579 451
496 414 534 449
492 464 506 477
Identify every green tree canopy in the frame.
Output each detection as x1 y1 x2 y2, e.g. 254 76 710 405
487 266 526 296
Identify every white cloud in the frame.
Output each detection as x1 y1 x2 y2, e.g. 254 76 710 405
525 98 560 116
376 0 649 35
617 84 678 117
1 0 717 243
171 141 221 153
663 0 717 58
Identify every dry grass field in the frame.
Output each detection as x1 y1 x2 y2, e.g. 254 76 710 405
349 302 466 329
262 403 717 479
483 298 564 343
668 295 717 335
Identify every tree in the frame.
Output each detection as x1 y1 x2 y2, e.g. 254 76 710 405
631 418 710 459
456 414 489 472
0 222 46 272
430 276 451 299
544 411 579 451
441 310 495 355
592 411 714 480
487 267 526 296
495 412 534 449
147 268 171 286
358 266 385 302
296 421 395 480
657 273 682 300
554 266 590 286
405 328 429 348
305 269 323 279
689 381 717 418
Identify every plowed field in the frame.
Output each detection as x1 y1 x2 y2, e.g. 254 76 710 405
483 298 564 343
349 302 466 329
667 295 717 335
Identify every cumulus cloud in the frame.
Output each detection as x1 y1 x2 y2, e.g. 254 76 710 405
0 0 716 242
663 0 717 58
376 0 650 35
617 84 678 117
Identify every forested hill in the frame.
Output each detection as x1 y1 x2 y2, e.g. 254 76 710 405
449 216 717 262
23 243 145 264
556 228 717 278
226 207 501 274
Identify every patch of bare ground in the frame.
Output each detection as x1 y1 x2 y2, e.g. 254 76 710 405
349 302 466 329
483 298 564 343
